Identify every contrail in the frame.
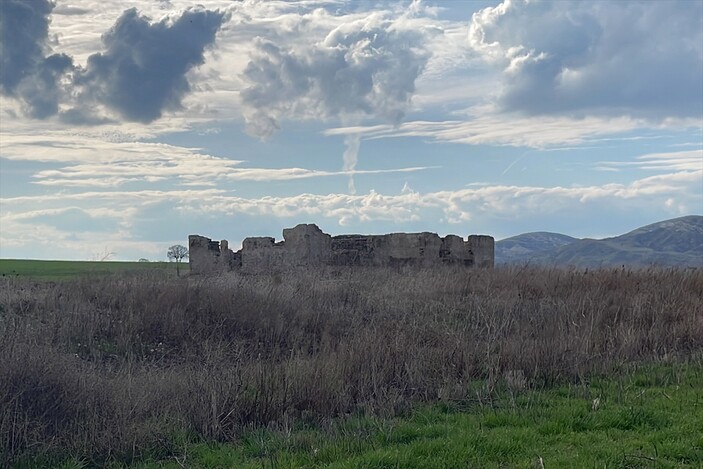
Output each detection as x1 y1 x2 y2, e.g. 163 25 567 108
342 135 361 194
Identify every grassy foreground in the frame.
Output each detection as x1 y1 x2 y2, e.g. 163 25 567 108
95 365 703 468
0 259 180 280
31 364 703 468
2 266 702 467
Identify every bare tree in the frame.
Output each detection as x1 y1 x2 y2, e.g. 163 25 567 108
167 245 188 276
91 247 116 262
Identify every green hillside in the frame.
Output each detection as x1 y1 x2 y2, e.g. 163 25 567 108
0 259 181 280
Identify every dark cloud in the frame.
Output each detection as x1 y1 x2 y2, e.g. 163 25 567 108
470 0 703 120
16 52 73 118
1 2 226 123
0 0 53 94
240 14 434 138
75 7 227 123
0 0 73 117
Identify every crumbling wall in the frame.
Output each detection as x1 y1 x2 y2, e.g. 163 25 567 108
189 224 494 274
381 232 443 267
283 224 332 266
329 232 445 267
240 237 285 274
188 235 240 273
330 235 376 266
328 232 476 267
239 224 333 273
441 235 472 265
467 235 495 268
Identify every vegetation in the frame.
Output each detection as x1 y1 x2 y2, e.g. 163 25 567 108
123 366 703 468
0 259 178 280
166 245 189 277
0 265 701 466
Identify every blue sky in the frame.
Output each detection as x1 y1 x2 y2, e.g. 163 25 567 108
0 0 701 261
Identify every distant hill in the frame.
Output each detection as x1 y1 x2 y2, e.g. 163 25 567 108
495 232 578 264
497 216 703 268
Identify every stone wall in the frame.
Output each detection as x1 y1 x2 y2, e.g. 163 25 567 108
188 235 240 273
189 223 494 274
467 235 495 268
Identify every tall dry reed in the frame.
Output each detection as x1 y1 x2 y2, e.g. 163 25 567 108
0 266 701 464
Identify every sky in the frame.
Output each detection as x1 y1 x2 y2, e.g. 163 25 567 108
0 0 701 261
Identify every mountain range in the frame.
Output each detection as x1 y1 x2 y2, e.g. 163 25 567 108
495 215 703 268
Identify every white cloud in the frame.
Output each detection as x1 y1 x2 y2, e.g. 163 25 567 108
0 133 433 188
0 188 227 211
1 205 135 223
597 149 703 172
0 216 167 260
174 170 703 224
324 114 657 149
5 169 698 221
3 166 700 258
10 169 696 226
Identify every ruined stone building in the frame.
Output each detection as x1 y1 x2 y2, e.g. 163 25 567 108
189 224 494 274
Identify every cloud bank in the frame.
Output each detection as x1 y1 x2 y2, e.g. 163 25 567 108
240 10 435 138
469 0 703 120
3 167 699 252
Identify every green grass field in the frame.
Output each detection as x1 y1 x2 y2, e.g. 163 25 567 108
45 365 702 469
0 259 182 279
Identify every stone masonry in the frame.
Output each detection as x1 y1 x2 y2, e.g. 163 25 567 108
189 224 494 274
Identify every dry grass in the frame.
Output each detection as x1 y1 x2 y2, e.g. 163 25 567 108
1 265 701 465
